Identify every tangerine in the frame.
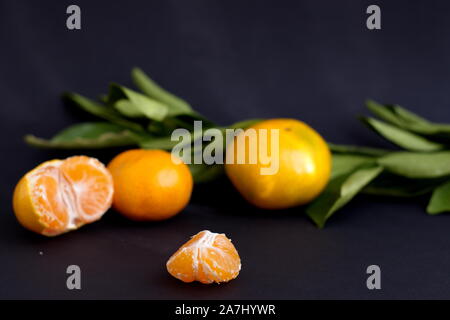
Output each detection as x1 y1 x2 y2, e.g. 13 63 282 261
107 149 193 221
12 156 113 236
225 118 331 209
166 230 241 284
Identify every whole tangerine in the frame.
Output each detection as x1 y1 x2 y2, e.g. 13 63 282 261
107 149 193 221
225 118 331 209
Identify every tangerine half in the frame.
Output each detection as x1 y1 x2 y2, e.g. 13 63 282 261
12 156 113 236
166 230 241 284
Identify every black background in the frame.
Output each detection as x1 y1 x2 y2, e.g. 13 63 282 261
2 0 450 299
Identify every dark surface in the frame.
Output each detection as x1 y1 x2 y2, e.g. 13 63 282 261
1 0 450 299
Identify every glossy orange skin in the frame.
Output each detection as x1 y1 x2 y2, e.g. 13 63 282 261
225 119 331 209
107 149 193 221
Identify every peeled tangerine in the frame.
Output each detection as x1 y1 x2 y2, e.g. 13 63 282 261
166 230 241 284
12 156 113 236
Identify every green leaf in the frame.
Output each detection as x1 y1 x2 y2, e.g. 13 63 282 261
188 163 224 183
361 117 444 152
328 142 389 157
427 180 450 214
147 117 195 136
331 154 376 179
51 122 127 141
63 93 144 132
104 84 125 105
366 100 450 138
139 136 179 150
389 104 431 126
108 83 169 121
177 113 217 129
25 122 140 149
147 120 171 135
366 100 408 128
306 165 383 228
362 173 441 197
114 99 143 118
378 151 450 178
131 68 194 117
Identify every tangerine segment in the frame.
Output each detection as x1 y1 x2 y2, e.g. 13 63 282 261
12 156 113 236
60 156 113 220
166 230 241 284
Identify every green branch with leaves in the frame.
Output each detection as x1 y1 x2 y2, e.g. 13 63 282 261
25 68 450 227
306 101 450 227
26 68 259 183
